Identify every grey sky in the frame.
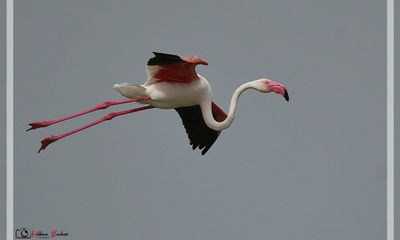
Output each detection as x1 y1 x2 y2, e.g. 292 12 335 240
10 0 390 239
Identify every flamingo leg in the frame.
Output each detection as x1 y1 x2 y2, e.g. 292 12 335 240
37 105 154 153
27 96 151 131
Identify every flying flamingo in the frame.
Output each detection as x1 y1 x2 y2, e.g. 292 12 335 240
28 52 289 155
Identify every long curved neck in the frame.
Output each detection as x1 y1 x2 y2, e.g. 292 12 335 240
200 82 257 131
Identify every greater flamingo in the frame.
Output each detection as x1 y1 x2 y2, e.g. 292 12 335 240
28 52 289 155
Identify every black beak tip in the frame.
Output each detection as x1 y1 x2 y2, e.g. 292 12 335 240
284 89 289 102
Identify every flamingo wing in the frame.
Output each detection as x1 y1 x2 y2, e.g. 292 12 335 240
145 52 208 85
175 102 227 155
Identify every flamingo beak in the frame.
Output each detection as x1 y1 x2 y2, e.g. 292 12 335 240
269 80 289 102
284 90 289 101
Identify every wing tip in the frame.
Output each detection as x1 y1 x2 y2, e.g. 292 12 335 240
148 52 183 66
175 106 221 156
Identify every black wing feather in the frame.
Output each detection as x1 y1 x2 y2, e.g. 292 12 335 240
175 105 222 155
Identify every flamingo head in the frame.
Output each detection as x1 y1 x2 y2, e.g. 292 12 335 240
254 78 289 102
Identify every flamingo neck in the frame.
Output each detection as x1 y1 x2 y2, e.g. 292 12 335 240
200 82 256 131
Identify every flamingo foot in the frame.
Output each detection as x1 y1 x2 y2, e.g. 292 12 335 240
38 136 60 153
27 121 52 131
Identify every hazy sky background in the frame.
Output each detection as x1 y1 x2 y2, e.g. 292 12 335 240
7 0 392 239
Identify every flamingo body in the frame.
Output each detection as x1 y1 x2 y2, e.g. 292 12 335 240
114 75 211 109
28 52 289 155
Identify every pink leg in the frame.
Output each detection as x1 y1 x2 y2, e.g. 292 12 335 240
27 96 151 131
37 105 154 153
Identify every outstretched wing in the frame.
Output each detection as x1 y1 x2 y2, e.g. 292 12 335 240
145 52 208 86
175 102 227 155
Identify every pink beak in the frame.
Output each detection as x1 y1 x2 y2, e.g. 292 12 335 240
269 80 289 101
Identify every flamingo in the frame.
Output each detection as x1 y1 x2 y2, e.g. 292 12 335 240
28 52 289 155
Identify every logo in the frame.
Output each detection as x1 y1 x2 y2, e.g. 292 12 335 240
15 228 69 239
15 228 31 239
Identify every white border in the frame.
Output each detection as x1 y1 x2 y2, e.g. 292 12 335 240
5 1 395 240
387 0 394 240
6 0 13 239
